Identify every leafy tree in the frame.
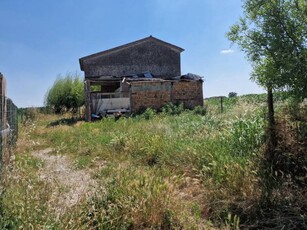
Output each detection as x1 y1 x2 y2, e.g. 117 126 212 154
228 92 238 98
227 0 307 149
227 0 307 100
45 73 84 113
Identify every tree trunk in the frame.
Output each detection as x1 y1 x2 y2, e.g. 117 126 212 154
267 86 277 150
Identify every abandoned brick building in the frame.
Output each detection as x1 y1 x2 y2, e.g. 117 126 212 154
79 36 203 121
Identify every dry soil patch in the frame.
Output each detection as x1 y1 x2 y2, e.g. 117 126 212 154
32 148 97 216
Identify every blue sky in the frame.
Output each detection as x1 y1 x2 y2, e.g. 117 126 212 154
0 0 265 108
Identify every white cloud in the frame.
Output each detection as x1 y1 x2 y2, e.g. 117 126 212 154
220 49 234 54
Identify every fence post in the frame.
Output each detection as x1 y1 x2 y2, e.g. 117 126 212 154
0 73 6 176
0 73 18 182
220 96 223 113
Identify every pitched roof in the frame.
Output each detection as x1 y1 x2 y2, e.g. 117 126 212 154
79 36 184 70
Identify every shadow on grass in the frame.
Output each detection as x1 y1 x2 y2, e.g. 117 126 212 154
228 193 307 229
47 117 83 127
230 118 307 229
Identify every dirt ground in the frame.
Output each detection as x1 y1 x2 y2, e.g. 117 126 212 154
32 148 97 217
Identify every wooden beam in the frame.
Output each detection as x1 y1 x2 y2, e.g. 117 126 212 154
84 80 91 121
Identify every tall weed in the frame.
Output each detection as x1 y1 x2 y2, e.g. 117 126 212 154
227 113 264 157
1 154 57 229
83 166 176 229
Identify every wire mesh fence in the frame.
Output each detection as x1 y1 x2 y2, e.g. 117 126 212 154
0 96 18 178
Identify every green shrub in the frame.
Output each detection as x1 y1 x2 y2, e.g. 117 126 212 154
140 108 156 120
162 103 185 115
193 105 207 116
45 73 84 113
228 92 238 98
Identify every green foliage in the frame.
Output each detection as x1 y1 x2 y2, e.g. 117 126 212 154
193 105 207 116
162 102 185 115
238 92 289 104
228 114 264 157
74 155 92 169
228 92 238 98
226 213 240 230
205 96 238 113
18 108 39 125
45 73 84 113
83 167 173 229
0 154 57 229
140 107 156 120
282 97 307 122
227 0 307 100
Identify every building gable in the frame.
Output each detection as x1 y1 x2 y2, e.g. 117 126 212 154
79 36 184 79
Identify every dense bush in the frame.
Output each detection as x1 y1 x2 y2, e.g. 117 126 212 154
45 73 84 113
228 92 238 98
193 105 207 115
140 108 156 120
161 102 185 115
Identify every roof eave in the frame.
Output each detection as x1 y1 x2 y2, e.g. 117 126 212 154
79 58 84 71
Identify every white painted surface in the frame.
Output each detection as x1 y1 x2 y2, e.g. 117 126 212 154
92 98 130 113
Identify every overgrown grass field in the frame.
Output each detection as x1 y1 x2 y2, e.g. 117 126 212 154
1 94 306 229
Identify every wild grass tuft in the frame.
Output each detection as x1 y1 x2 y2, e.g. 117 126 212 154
83 166 176 229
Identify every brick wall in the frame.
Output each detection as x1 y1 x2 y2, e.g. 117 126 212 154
130 80 203 113
130 81 172 112
172 81 203 108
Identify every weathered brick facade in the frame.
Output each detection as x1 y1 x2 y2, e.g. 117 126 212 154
130 80 203 113
172 81 203 109
130 81 172 112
